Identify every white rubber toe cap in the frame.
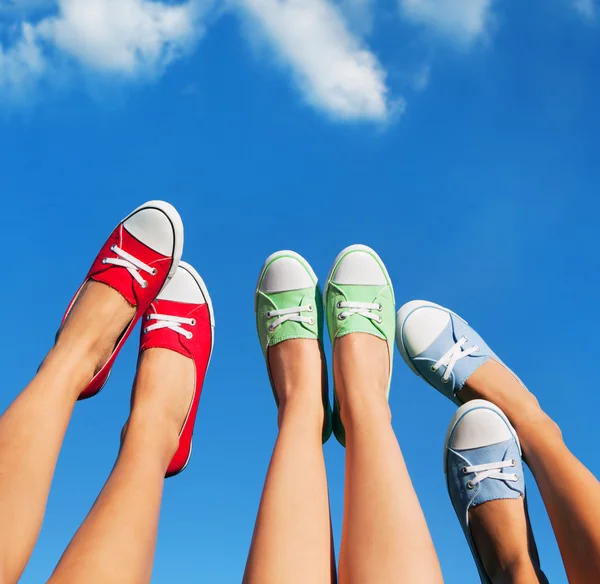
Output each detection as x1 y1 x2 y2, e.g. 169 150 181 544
123 201 182 259
158 264 206 304
259 252 315 294
330 244 388 286
397 300 452 358
444 400 519 466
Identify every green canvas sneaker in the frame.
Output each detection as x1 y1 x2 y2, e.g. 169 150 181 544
255 250 333 443
324 244 395 446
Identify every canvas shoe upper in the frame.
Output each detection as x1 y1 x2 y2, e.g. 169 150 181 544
255 250 332 443
445 400 544 583
325 245 395 446
61 201 183 400
396 301 522 405
140 261 214 478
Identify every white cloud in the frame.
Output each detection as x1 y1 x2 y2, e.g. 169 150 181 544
573 0 597 21
1 0 394 123
38 0 199 76
399 0 494 44
237 0 393 121
0 0 203 102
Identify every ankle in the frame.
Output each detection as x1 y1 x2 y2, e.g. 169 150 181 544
52 327 117 378
340 391 391 430
515 411 562 461
122 409 180 466
485 554 540 584
41 344 97 392
278 392 324 430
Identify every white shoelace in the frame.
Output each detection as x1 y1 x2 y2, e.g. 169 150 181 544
144 314 196 340
462 460 518 489
337 301 382 324
431 337 480 383
266 305 314 332
102 244 156 288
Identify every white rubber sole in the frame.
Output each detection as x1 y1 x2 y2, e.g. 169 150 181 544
124 200 184 292
178 260 215 357
169 260 215 477
396 300 465 378
254 250 319 312
443 399 521 473
324 243 394 304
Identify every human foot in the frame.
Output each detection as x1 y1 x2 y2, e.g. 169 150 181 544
324 245 395 446
51 281 136 387
333 333 391 433
255 251 332 442
59 201 183 400
132 262 215 477
445 400 547 583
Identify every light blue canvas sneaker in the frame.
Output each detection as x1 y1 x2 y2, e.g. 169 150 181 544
445 400 545 583
396 300 521 405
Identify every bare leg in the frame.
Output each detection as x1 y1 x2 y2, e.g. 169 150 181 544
49 348 193 584
244 340 334 584
461 360 600 584
337 334 443 584
0 283 134 584
469 499 545 583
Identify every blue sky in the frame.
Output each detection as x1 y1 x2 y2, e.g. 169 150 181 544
1 0 599 582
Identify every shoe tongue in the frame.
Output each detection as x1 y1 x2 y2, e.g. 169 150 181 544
336 312 385 340
448 440 524 513
469 442 524 508
331 284 388 341
265 289 317 348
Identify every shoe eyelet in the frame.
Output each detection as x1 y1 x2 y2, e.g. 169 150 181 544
338 314 346 321
474 345 480 353
146 315 152 321
441 377 449 384
377 317 383 324
378 304 383 311
110 245 117 252
187 332 193 340
336 301 343 309
190 318 196 326
143 328 148 334
308 318 315 325
150 268 158 276
307 304 314 312
268 324 275 332
461 467 468 474
467 481 474 489
266 311 272 319
102 258 107 265
511 459 516 467
141 280 148 289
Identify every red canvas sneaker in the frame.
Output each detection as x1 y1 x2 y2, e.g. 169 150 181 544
62 200 184 400
140 261 215 478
